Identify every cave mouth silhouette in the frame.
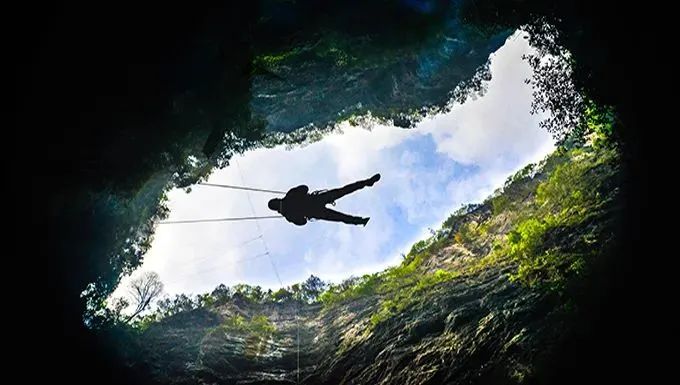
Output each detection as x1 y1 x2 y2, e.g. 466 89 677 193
107 32 557 310
32 1 646 384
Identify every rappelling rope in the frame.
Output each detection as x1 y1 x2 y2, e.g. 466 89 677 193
158 181 287 224
172 235 264 271
157 165 302 382
198 182 286 195
296 292 301 385
233 159 300 385
168 252 272 281
159 216 283 224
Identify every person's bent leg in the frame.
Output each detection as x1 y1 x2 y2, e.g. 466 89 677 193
311 207 367 225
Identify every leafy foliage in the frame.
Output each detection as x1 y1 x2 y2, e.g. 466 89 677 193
116 275 329 328
114 100 620 336
222 314 276 336
315 103 619 329
442 203 483 230
319 250 461 330
486 144 619 290
157 294 200 319
523 26 584 144
300 275 328 303
206 314 278 359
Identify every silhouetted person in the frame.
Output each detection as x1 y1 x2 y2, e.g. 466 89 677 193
268 174 381 226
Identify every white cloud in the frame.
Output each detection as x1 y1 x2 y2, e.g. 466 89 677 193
111 31 555 301
421 32 548 168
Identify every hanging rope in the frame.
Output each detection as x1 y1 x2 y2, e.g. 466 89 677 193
159 216 283 224
234 158 300 384
169 252 272 281
296 294 301 385
159 180 287 224
172 236 264 271
198 182 286 195
158 163 300 382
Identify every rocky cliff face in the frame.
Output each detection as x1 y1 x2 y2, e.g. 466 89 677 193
51 2 517 327
250 2 510 132
122 144 622 384
139 268 546 384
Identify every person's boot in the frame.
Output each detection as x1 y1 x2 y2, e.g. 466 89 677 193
366 173 381 186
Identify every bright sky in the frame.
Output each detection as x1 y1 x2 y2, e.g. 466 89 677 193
112 31 554 301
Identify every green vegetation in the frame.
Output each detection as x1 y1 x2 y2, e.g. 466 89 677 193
442 203 483 229
115 101 620 336
503 146 618 289
202 314 278 359
110 275 328 329
254 32 359 70
127 134 619 335
316 103 619 328
319 244 462 330
473 105 619 291
582 100 616 148
368 268 460 328
221 314 276 336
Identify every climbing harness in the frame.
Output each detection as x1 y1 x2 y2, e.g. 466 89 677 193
311 189 336 206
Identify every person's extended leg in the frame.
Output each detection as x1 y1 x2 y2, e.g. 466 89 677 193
310 207 368 225
317 174 380 203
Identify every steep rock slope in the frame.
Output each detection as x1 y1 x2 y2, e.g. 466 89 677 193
124 143 622 384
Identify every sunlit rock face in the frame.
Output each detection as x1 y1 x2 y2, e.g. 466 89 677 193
137 269 540 384
251 1 511 132
126 146 623 384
